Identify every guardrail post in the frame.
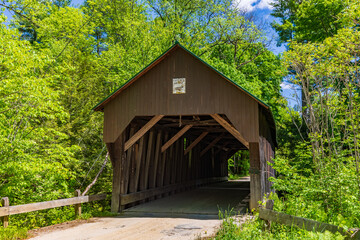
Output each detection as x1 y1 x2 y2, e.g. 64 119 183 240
1 197 9 228
263 199 273 231
74 190 81 217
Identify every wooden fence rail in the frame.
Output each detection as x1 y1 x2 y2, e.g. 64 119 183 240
0 191 106 228
259 201 360 240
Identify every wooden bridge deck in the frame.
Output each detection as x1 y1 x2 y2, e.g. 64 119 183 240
123 180 250 219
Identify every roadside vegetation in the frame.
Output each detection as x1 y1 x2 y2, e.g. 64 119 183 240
0 0 359 239
217 0 360 238
214 214 345 240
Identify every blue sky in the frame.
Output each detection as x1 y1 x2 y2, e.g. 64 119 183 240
233 0 299 108
3 0 298 108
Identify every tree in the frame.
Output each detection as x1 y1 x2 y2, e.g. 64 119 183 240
271 0 348 44
271 2 360 228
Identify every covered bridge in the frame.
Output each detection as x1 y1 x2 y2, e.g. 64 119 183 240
94 42 277 213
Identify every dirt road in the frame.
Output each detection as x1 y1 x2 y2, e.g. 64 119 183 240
29 216 222 240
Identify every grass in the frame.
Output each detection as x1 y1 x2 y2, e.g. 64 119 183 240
228 174 248 180
213 210 346 240
0 226 28 240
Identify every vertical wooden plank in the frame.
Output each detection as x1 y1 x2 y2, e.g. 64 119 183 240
158 132 169 188
177 138 184 184
171 141 184 184
192 141 197 180
211 147 215 177
131 136 145 193
138 134 148 192
129 143 138 194
249 142 262 210
119 133 126 211
182 138 188 183
187 148 192 181
124 127 135 194
150 130 162 189
141 131 154 191
1 197 9 228
164 144 174 187
194 144 199 180
172 140 180 185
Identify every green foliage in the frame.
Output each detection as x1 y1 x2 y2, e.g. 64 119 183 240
0 226 28 240
270 0 360 233
271 0 353 44
214 212 345 240
228 151 250 178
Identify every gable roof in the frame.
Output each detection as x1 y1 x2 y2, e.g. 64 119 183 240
93 42 270 112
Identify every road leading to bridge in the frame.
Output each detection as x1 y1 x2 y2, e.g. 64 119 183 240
30 180 249 240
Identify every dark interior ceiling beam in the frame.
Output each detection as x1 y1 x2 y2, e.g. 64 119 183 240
210 114 249 149
124 115 164 151
200 134 224 156
161 118 218 126
189 127 228 133
184 132 208 155
161 125 193 152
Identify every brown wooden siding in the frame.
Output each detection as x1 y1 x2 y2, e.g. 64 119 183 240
104 47 259 144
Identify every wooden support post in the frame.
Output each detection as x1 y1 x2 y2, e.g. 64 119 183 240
74 190 81 217
1 197 9 228
133 136 145 192
158 132 169 188
124 115 164 151
150 131 162 189
177 138 184 184
163 144 174 197
165 144 174 186
200 134 223 156
142 130 154 190
108 133 125 213
211 148 215 176
172 140 180 185
210 114 249 149
161 125 192 152
184 132 208 155
124 127 135 194
249 142 262 210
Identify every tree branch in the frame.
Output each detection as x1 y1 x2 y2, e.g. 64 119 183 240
82 152 109 196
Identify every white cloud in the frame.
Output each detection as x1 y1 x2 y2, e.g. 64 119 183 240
233 0 274 12
234 0 258 11
257 0 274 10
280 82 293 90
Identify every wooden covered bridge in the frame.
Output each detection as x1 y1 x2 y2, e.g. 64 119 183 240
94 43 277 213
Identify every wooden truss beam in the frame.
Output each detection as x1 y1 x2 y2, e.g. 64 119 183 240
125 115 164 151
200 134 224 156
161 125 192 152
162 119 218 127
215 141 231 155
184 132 208 155
210 114 249 149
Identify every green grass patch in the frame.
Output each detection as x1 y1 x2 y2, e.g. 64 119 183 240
228 173 248 180
0 226 27 240
213 212 346 240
